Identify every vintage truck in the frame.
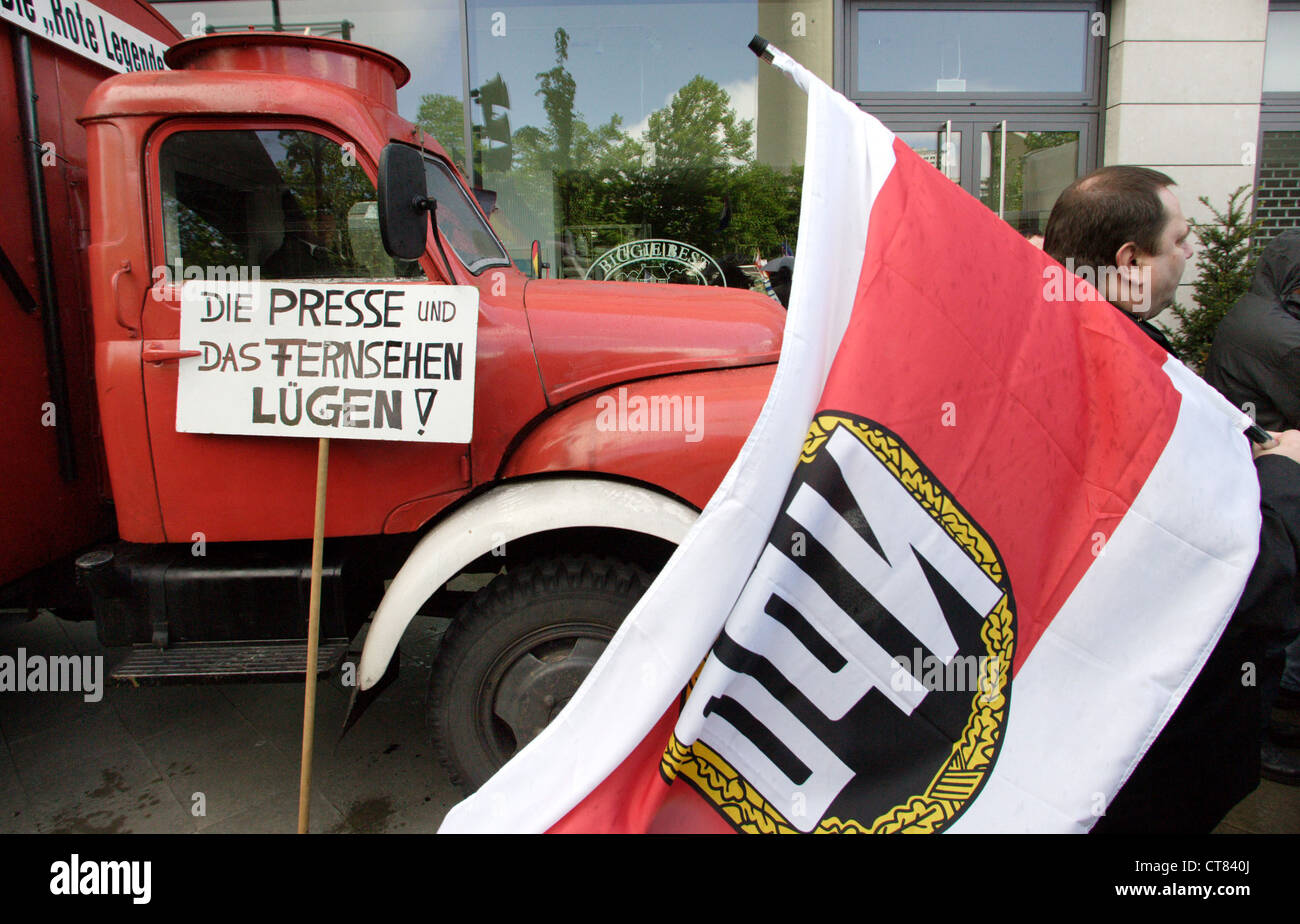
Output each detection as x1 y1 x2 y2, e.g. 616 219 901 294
2 4 782 789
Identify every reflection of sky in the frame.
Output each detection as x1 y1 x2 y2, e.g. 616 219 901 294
255 130 289 163
151 0 466 118
467 0 758 136
856 10 1088 94
150 0 760 139
1265 11 1300 92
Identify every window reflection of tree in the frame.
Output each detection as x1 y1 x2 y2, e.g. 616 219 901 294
417 27 805 281
273 130 375 271
984 130 1078 218
175 198 245 268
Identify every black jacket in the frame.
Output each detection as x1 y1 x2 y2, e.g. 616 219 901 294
1091 295 1300 833
1092 455 1300 833
1205 231 1300 430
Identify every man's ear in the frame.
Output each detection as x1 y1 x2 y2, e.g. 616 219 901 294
1111 241 1145 310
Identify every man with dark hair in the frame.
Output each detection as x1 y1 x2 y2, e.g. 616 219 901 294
1044 167 1300 832
1044 166 1193 349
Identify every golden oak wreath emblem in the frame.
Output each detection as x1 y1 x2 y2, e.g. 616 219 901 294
660 413 1016 833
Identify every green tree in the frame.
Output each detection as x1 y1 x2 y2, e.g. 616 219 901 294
427 36 802 281
535 27 577 174
1158 185 1259 374
176 204 244 267
723 162 802 257
275 130 374 262
644 76 752 174
518 28 650 247
415 93 468 167
624 77 750 250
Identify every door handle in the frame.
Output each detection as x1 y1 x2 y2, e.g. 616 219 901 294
111 260 138 337
142 342 201 363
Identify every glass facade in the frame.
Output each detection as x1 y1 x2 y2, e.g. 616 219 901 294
980 128 1081 233
147 1 1106 272
453 0 814 279
845 2 1101 236
896 129 961 182
854 7 1089 95
150 0 467 107
1264 8 1300 93
153 0 818 287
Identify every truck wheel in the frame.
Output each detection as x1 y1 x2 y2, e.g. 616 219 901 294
429 554 652 792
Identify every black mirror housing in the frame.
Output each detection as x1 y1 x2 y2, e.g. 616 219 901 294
378 143 430 261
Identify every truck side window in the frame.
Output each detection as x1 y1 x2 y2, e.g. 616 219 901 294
421 156 512 275
159 129 422 281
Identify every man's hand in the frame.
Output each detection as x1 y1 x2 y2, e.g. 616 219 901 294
1253 429 1300 464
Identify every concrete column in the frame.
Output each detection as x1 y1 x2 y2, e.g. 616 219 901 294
1105 0 1269 318
756 0 833 168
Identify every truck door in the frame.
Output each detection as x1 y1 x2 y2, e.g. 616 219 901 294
139 123 472 542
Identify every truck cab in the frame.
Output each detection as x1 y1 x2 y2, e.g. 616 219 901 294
72 31 783 788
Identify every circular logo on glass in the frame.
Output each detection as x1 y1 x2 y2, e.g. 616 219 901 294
584 239 725 285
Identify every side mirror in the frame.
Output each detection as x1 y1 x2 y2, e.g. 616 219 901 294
378 143 430 261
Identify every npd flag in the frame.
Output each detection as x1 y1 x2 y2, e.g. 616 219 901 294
440 44 1262 834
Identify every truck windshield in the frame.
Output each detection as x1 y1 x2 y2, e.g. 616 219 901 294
422 155 511 275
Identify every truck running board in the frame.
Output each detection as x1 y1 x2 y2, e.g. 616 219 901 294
110 639 351 684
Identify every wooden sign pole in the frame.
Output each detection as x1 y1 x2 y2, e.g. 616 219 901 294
297 436 330 833
173 279 477 832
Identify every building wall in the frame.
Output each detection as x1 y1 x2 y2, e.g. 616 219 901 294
1106 0 1270 316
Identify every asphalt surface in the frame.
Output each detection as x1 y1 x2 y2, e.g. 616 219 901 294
0 610 460 834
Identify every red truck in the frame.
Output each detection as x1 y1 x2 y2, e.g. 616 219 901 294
2 2 782 789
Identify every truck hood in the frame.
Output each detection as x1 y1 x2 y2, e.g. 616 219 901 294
523 279 784 404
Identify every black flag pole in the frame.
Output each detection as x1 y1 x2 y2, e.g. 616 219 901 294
1247 423 1277 446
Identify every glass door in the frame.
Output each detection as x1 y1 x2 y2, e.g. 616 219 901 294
886 117 1090 234
890 122 967 186
980 121 1087 234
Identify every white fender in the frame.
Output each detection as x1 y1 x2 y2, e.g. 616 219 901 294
358 478 698 689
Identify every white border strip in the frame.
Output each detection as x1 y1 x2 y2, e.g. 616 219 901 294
440 69 897 834
950 359 1260 832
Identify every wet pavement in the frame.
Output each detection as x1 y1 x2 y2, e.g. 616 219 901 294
0 610 460 834
1 608 1297 834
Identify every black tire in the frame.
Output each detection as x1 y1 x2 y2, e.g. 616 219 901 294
429 554 653 792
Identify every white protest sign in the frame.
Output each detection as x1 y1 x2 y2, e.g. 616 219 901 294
177 281 479 443
1 0 170 74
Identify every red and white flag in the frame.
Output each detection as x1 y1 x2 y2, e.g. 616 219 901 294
440 46 1261 834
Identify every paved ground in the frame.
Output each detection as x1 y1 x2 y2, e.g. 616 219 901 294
1 608 1297 834
0 610 460 834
